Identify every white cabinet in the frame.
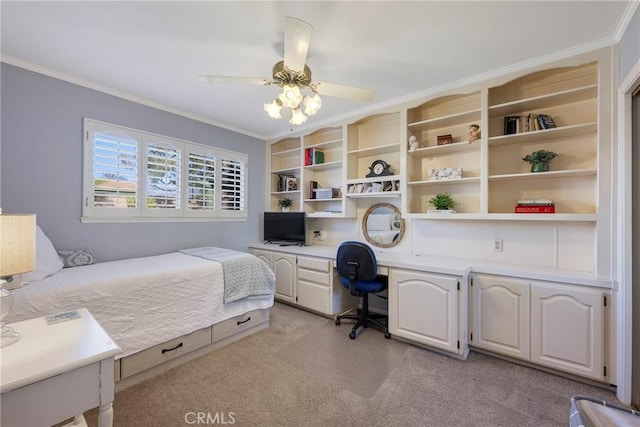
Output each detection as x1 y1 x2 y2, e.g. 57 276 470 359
250 249 297 303
469 274 530 360
296 256 356 315
530 281 607 380
389 269 463 355
250 248 355 316
469 273 610 381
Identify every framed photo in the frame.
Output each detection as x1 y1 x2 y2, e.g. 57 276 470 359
437 134 453 145
277 174 287 192
285 176 298 191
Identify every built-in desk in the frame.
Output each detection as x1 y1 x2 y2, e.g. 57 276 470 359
249 242 615 384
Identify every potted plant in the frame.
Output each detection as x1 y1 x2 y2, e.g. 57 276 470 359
277 198 293 212
522 149 559 173
429 192 455 211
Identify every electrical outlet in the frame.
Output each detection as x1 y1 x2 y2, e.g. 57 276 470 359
314 230 325 241
493 239 503 252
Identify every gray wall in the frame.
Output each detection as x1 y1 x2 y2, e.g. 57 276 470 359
620 6 639 82
0 63 266 262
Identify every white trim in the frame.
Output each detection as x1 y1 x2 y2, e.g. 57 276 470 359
80 216 246 224
613 1 640 43
0 55 265 140
616 57 640 405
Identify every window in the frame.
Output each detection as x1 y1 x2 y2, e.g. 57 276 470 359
83 118 247 222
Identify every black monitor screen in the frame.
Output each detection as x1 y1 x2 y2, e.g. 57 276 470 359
264 212 306 244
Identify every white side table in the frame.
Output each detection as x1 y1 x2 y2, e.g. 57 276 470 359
0 308 121 427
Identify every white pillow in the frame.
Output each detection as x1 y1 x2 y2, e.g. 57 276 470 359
366 214 392 231
17 225 64 285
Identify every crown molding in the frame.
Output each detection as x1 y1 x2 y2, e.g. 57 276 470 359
0 55 267 141
614 1 639 43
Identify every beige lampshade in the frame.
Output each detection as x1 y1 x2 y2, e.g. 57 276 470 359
0 214 36 277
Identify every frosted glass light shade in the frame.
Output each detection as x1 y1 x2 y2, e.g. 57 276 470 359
0 214 36 277
278 84 303 108
264 99 283 119
289 108 308 125
303 94 322 116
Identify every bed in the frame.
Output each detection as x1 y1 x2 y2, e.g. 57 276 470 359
5 226 275 384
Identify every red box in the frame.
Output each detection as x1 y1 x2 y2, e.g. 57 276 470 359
514 205 555 213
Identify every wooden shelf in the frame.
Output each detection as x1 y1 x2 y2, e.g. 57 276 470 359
347 143 401 157
408 213 597 221
408 177 481 187
489 168 596 181
305 138 342 151
271 147 300 157
346 191 401 199
347 175 401 185
408 109 481 131
489 84 597 117
409 141 480 157
304 160 342 171
303 198 342 202
488 122 597 146
271 167 301 175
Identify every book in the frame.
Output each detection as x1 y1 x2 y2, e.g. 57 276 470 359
304 148 312 166
309 180 318 199
517 198 554 206
515 205 555 213
537 114 557 129
313 149 324 165
504 116 519 135
437 134 453 145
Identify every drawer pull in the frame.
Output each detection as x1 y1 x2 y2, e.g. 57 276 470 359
161 342 183 354
237 317 251 325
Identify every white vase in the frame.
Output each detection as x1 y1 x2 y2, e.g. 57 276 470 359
281 207 290 212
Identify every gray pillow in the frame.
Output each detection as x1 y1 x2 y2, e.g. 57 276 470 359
57 249 96 268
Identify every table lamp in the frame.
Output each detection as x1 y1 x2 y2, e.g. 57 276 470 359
0 213 36 347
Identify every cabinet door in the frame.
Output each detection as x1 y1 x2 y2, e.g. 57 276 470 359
249 249 272 268
389 269 460 354
272 253 297 303
469 274 530 360
530 281 607 380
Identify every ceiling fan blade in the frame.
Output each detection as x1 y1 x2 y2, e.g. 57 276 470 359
313 81 376 103
198 75 268 86
283 16 312 73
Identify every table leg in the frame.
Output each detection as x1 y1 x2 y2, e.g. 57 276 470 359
98 401 114 427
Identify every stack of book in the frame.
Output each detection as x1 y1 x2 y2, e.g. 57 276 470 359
504 114 557 135
515 198 555 213
304 148 324 166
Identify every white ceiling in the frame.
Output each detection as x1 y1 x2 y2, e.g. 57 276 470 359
0 1 634 140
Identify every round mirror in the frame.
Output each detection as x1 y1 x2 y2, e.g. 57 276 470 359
362 203 404 248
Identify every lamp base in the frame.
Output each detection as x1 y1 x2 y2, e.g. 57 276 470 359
0 283 20 348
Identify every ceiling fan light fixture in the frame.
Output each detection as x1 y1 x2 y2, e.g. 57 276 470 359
289 108 308 125
264 99 283 119
303 94 322 116
278 84 303 108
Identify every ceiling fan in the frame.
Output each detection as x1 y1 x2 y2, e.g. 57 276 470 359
199 16 376 126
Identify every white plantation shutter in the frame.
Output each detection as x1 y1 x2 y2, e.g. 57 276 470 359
187 151 216 211
83 118 247 221
145 143 181 210
220 157 245 213
92 132 138 209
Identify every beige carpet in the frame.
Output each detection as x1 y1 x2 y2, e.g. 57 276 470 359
76 302 623 427
277 316 407 398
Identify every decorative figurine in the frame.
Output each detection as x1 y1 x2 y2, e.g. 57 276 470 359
468 124 480 143
408 136 418 153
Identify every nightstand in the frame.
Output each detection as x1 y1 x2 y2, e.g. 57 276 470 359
0 308 121 427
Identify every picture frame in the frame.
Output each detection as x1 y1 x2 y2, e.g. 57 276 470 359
437 134 453 145
285 176 298 191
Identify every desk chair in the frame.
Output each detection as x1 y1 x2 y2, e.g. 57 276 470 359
334 241 391 340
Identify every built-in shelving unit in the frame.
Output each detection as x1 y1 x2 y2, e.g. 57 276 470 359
269 137 301 212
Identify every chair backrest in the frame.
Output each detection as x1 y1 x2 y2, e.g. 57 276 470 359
336 241 378 282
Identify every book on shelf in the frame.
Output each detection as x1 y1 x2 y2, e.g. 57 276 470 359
517 198 554 206
515 205 555 213
312 148 324 165
304 148 312 166
504 116 519 135
536 114 557 130
309 180 318 199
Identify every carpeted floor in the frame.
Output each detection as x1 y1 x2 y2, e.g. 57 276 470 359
81 302 622 427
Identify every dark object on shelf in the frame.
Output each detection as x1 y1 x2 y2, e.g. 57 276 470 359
537 114 557 129
504 116 520 135
277 174 287 192
522 149 559 173
309 181 318 199
366 159 393 178
437 134 453 145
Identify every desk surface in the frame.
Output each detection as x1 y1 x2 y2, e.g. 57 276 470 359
1 308 121 393
249 242 612 289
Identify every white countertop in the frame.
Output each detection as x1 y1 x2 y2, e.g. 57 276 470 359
249 242 613 288
1 308 122 393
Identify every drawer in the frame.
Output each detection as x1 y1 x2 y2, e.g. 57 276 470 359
297 280 330 314
120 326 211 379
297 267 330 285
212 309 269 343
297 256 330 272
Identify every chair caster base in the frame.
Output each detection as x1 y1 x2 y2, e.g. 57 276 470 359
349 331 357 340
335 318 341 326
384 332 391 339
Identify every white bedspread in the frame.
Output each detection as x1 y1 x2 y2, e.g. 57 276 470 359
6 252 274 358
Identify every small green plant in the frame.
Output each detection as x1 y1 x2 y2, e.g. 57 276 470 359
277 198 293 208
522 149 558 164
429 192 455 210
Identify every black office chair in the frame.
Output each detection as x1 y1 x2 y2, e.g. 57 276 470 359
334 241 391 340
